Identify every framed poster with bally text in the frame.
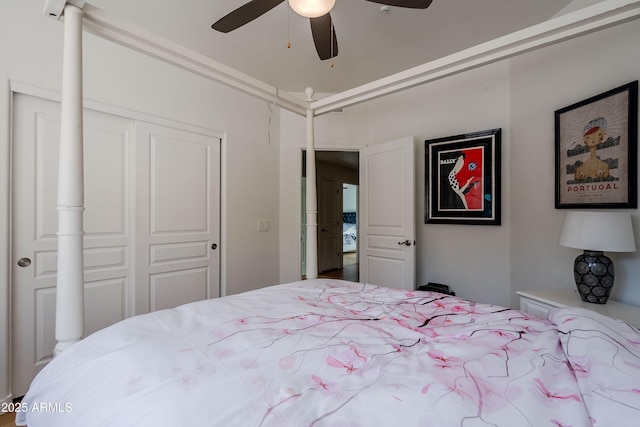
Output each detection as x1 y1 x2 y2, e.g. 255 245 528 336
425 128 501 225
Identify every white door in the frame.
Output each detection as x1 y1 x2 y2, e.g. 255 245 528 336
317 178 342 273
134 122 221 313
359 137 415 290
11 95 222 397
11 93 136 396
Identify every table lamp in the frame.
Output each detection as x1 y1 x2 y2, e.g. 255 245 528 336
558 211 636 304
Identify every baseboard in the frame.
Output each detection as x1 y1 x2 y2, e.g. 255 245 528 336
0 392 13 407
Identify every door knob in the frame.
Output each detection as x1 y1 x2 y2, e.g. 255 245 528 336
17 257 32 267
398 240 411 246
211 243 217 250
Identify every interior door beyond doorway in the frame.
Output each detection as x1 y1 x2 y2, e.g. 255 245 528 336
317 178 342 273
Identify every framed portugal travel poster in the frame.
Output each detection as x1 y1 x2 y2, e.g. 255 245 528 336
555 81 638 209
425 128 501 225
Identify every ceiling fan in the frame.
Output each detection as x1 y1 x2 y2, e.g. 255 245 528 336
212 0 433 61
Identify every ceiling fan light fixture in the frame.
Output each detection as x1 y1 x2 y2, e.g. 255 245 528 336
288 0 336 18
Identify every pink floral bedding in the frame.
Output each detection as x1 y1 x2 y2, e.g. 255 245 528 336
16 279 640 426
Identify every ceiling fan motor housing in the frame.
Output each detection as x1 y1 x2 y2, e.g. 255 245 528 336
212 0 433 60
288 0 336 18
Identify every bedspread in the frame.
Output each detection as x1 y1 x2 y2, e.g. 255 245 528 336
16 279 640 426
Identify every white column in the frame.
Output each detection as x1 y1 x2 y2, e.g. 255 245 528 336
54 3 85 356
304 88 318 279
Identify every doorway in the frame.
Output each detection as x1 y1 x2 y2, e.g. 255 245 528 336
302 150 359 282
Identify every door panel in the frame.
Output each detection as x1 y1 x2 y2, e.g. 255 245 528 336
367 256 406 286
135 122 221 314
359 137 415 290
11 93 134 396
150 268 208 311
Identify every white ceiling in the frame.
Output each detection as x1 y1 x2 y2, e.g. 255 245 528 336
86 0 593 93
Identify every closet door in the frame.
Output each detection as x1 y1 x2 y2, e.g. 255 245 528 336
11 93 135 396
11 93 221 397
134 122 221 314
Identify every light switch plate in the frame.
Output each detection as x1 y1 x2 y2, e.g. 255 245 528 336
258 219 271 232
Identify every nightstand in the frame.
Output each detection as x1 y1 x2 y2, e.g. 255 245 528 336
516 289 640 329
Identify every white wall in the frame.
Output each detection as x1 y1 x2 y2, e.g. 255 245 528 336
366 62 513 307
362 19 640 308
279 63 513 306
279 104 369 283
509 19 640 308
278 14 640 311
1 0 282 402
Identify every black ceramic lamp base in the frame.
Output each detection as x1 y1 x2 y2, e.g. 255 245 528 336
573 250 614 304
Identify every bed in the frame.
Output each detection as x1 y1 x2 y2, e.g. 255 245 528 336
37 1 640 401
342 212 357 252
15 278 640 426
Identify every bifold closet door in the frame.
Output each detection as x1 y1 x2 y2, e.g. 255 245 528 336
11 93 136 396
134 122 221 314
11 93 221 397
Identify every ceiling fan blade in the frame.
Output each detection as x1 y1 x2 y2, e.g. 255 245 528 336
212 0 285 33
365 0 433 9
310 13 338 61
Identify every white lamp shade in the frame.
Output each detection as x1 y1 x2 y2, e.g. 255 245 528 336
288 0 335 18
559 211 636 252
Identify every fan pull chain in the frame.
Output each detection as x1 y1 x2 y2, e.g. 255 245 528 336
267 88 278 146
330 20 334 68
287 5 291 49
